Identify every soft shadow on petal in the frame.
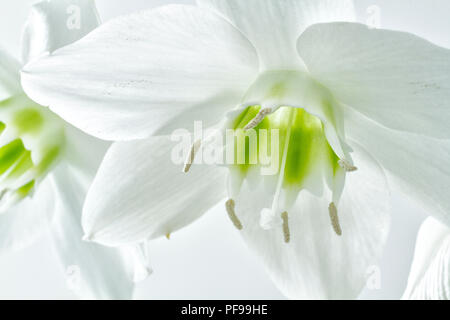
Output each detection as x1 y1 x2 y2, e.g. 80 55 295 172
297 22 450 139
0 49 21 99
233 142 390 299
345 106 450 227
82 136 228 246
402 217 450 299
0 177 54 254
49 162 137 299
21 0 101 64
21 4 258 141
198 0 355 70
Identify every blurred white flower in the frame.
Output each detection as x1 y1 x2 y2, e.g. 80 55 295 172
0 0 150 299
21 0 450 299
402 217 450 300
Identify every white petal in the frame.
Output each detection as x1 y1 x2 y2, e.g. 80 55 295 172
21 5 258 141
297 22 450 139
21 0 100 64
0 49 21 100
123 241 153 283
197 0 355 70
62 122 110 176
233 142 390 299
402 217 450 299
345 106 450 227
83 136 227 246
49 162 136 299
0 177 54 254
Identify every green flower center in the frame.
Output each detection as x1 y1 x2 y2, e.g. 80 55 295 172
230 105 340 190
219 70 355 237
0 94 65 211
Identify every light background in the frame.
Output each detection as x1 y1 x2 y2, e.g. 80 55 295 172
0 0 449 299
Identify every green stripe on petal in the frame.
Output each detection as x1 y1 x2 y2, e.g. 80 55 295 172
0 139 27 175
13 108 44 134
35 145 62 175
15 180 35 197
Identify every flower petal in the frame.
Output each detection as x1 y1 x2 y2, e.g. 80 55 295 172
83 136 227 246
21 5 258 141
0 49 21 100
62 122 110 176
402 217 450 299
345 106 450 227
297 22 450 139
232 142 390 299
197 0 355 70
0 177 54 254
49 163 137 299
21 0 101 64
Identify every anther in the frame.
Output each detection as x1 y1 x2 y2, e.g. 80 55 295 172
244 108 272 130
281 211 290 243
338 159 357 172
328 202 342 236
165 233 171 240
225 199 243 230
183 139 202 173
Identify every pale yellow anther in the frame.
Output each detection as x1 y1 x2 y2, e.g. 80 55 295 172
183 139 202 173
338 159 358 172
281 211 290 243
225 199 243 230
165 233 171 240
328 202 342 236
244 108 272 130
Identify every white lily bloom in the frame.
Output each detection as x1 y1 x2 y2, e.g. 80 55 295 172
20 0 450 299
402 217 450 300
0 0 151 299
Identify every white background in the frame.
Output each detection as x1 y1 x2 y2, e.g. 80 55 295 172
0 0 449 299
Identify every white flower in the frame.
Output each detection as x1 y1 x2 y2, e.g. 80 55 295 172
402 217 450 300
0 0 150 299
20 0 450 299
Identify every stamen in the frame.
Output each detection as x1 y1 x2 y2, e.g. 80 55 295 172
182 139 202 173
244 108 272 130
281 211 290 243
225 199 243 230
165 233 171 240
338 159 358 172
328 202 342 236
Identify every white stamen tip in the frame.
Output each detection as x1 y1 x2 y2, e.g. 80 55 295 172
244 108 272 130
281 211 290 243
259 208 283 230
328 202 342 236
338 159 358 172
183 139 202 173
225 199 243 230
